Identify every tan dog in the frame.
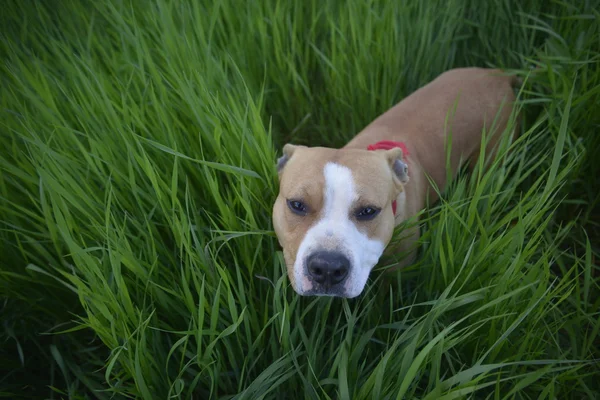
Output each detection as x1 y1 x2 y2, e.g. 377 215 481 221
273 67 520 298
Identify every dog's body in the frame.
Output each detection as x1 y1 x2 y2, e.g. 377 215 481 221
273 67 520 298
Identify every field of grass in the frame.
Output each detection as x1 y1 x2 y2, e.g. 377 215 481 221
1 0 599 398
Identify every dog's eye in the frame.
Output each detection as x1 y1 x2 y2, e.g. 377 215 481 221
355 206 381 221
287 199 308 215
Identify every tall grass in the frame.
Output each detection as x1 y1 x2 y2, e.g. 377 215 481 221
1 0 598 398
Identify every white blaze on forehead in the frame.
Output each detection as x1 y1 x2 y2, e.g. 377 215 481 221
293 162 385 297
323 163 355 221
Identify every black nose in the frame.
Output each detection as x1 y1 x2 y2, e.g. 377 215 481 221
307 251 350 286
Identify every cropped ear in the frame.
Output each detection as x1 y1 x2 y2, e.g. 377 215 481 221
276 143 302 174
384 147 409 185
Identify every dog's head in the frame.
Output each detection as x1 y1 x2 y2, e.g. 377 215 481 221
272 144 409 298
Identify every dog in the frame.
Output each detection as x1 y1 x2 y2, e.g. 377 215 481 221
272 67 521 298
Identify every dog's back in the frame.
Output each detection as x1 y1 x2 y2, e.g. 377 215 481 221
346 67 521 201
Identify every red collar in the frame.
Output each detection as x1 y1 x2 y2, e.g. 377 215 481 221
367 141 409 216
367 140 410 156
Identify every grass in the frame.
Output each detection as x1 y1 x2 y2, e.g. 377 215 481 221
1 0 599 398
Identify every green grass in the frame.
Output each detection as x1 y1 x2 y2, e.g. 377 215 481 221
1 0 599 398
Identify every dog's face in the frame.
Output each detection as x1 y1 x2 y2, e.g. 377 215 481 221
273 144 409 298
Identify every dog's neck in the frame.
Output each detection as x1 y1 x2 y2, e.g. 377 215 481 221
366 140 410 216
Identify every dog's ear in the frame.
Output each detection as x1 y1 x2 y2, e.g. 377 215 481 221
384 147 409 185
277 143 302 174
